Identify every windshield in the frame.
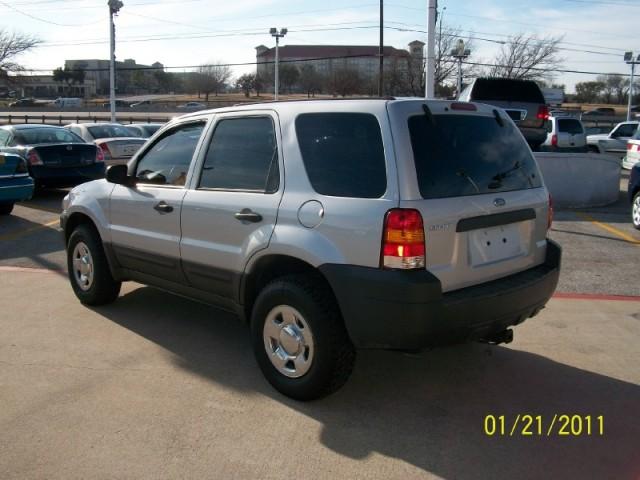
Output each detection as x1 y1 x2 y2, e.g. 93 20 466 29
471 79 545 103
15 127 85 145
88 124 136 139
408 114 543 199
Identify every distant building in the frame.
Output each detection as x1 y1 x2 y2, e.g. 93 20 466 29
65 58 164 95
0 74 97 99
255 41 425 81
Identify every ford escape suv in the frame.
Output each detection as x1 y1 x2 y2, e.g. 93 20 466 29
61 99 561 401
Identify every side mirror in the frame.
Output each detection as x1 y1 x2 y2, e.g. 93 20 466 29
106 164 136 187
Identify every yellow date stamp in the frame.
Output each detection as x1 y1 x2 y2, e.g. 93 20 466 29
484 414 604 437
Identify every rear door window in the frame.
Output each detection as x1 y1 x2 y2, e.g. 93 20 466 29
408 114 542 199
295 113 387 198
557 119 584 134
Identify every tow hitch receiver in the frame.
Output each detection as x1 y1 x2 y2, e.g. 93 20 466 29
480 329 514 345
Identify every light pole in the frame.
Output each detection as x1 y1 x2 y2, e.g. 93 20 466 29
624 51 640 121
451 39 470 98
270 27 287 100
378 0 383 97
108 0 123 123
425 0 436 98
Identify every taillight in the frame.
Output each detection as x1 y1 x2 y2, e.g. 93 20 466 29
450 102 477 111
551 134 558 147
547 193 554 231
381 209 426 270
627 142 633 151
537 105 550 120
96 147 105 163
27 150 43 166
99 143 111 160
15 158 27 174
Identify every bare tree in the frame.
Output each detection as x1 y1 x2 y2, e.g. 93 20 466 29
278 64 299 93
299 65 323 97
435 26 476 88
328 68 361 97
0 29 41 73
196 62 232 100
488 34 563 81
236 73 255 98
574 81 604 103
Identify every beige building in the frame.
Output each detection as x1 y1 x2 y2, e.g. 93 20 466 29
255 41 425 80
65 59 164 95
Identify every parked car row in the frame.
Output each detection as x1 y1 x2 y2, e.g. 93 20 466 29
0 121 166 215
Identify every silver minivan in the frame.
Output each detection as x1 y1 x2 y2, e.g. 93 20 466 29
541 115 588 152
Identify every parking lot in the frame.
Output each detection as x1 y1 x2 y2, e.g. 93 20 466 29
1 172 639 479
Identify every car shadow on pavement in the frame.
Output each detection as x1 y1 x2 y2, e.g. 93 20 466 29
96 286 640 480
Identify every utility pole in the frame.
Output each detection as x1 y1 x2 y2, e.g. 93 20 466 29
451 39 470 98
425 0 436 98
270 28 287 100
624 51 639 122
108 0 123 123
378 0 384 97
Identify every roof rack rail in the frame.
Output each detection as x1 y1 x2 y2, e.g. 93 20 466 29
232 96 396 107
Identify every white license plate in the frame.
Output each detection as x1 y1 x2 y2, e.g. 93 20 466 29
123 146 137 155
469 224 523 266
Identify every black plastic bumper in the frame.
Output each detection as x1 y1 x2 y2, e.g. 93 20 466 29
320 240 561 350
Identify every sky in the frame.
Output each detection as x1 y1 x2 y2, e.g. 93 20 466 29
2 0 639 93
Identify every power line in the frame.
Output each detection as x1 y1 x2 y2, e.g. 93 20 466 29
0 0 103 26
12 53 631 78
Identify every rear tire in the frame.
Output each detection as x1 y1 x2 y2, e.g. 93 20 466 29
251 274 355 401
0 203 14 215
67 224 121 305
632 192 640 230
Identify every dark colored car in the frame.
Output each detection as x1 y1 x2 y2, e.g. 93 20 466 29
629 163 640 230
8 98 38 108
458 78 549 150
582 107 616 117
0 125 105 189
101 99 131 108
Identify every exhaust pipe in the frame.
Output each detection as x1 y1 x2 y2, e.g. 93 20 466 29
480 329 513 345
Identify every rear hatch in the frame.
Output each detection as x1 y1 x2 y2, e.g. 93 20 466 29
556 117 586 148
469 79 546 130
627 137 640 163
32 143 98 168
388 100 549 292
96 138 146 159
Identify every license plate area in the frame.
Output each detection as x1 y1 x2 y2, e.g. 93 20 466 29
123 145 137 156
468 224 523 266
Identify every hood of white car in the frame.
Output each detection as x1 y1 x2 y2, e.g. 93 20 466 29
586 134 609 142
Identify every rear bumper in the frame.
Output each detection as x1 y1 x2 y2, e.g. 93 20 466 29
0 176 34 203
30 163 106 187
320 240 561 350
519 127 547 146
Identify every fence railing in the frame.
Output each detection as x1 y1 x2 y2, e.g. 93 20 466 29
0 113 173 126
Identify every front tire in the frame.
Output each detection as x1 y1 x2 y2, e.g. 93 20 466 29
632 192 640 230
67 224 121 305
0 203 14 215
251 274 355 401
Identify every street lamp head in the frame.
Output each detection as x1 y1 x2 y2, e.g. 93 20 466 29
269 27 277 35
624 51 633 62
108 0 123 14
280 28 288 35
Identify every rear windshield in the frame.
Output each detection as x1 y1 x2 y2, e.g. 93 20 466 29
15 127 84 145
88 125 135 139
295 113 387 198
471 79 545 103
557 119 584 134
408 114 543 199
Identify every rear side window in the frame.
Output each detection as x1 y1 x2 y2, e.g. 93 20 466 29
557 119 584 134
199 117 279 192
295 113 386 198
408 114 543 199
471 79 545 103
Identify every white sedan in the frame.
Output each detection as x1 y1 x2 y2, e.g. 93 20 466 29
65 123 147 165
587 121 639 156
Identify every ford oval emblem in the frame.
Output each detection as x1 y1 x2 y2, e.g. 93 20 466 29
494 198 506 207
66 145 73 151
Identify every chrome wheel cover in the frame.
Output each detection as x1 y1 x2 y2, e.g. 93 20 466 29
72 241 94 291
263 305 315 378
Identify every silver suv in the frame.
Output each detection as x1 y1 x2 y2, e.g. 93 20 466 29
61 99 561 400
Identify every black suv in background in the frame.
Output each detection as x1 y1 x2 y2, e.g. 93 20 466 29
458 78 549 150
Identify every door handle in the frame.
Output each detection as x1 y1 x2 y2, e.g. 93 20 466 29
153 201 174 214
234 209 262 223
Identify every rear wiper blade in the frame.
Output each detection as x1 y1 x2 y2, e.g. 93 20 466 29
422 104 436 126
493 109 504 127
